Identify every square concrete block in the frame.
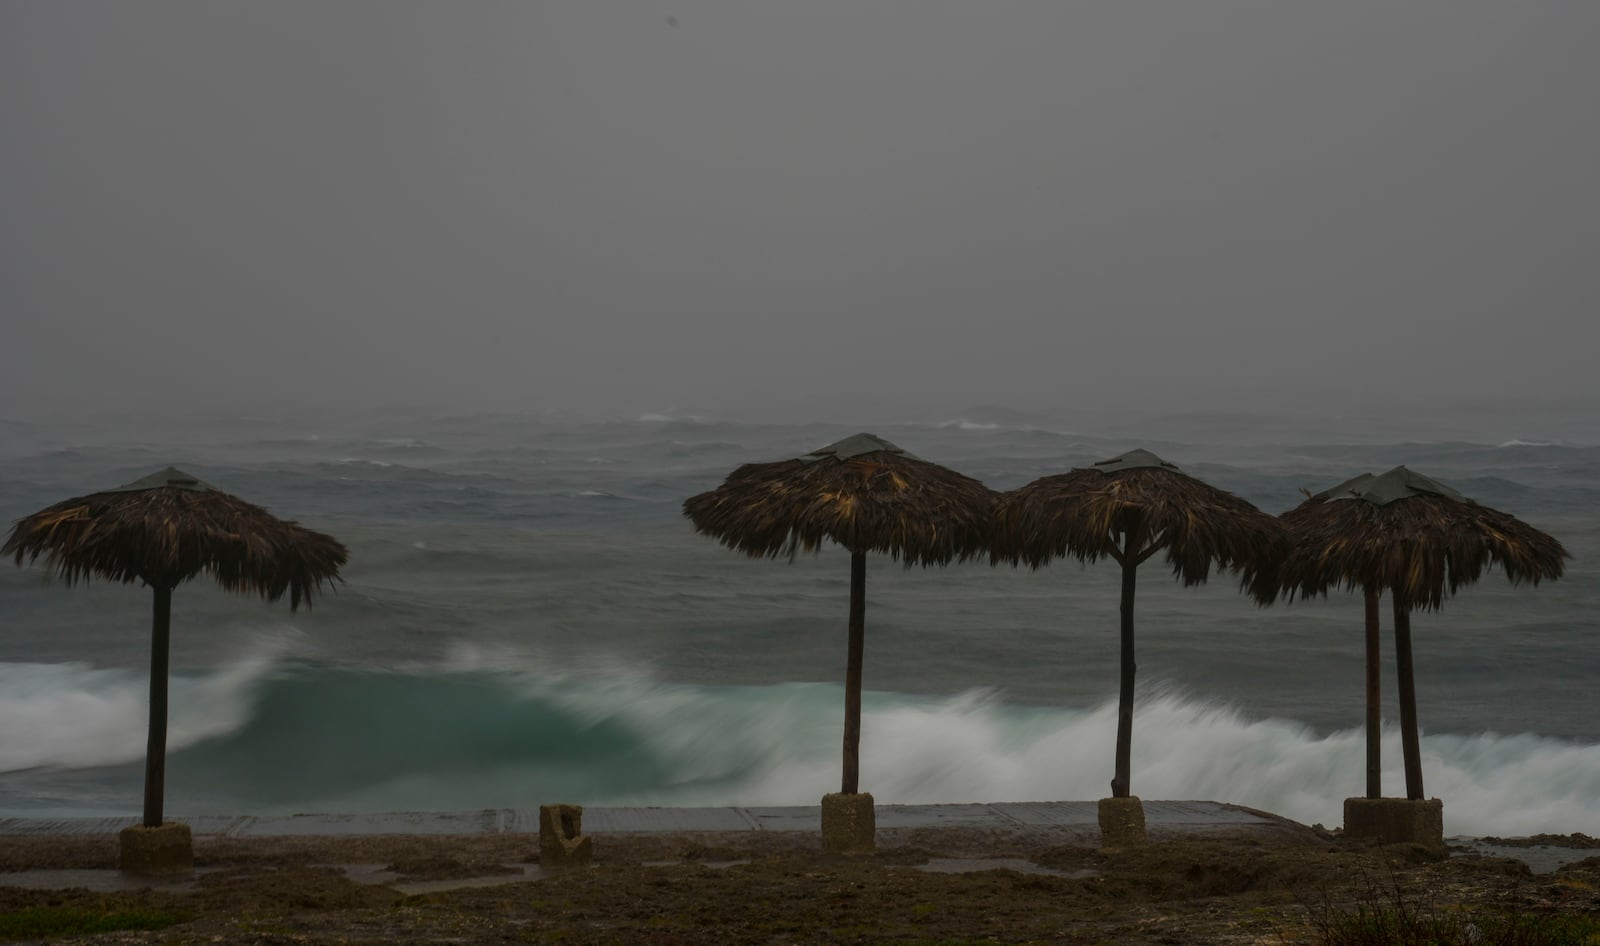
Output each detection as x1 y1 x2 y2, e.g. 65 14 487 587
1098 796 1147 849
119 822 193 874
539 804 593 867
1343 797 1444 849
821 792 875 854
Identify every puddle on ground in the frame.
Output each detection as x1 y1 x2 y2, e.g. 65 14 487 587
0 857 1095 894
334 862 545 894
1447 841 1597 875
0 866 224 893
909 858 1098 878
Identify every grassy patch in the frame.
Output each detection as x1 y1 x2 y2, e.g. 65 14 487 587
1310 877 1600 946
0 905 186 941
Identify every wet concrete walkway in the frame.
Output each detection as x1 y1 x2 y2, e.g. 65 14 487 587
0 799 1276 837
4 803 1590 894
2 801 1278 894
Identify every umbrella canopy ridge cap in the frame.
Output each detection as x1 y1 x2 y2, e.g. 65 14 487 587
111 466 217 493
1328 466 1467 507
1310 472 1377 502
799 432 922 464
1085 448 1181 475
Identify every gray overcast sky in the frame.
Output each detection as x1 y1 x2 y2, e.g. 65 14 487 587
4 2 1598 423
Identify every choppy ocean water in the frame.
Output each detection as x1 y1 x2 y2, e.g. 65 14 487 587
1 409 1596 836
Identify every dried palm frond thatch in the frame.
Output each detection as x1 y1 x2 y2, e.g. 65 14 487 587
3 467 348 828
1274 465 1566 801
4 468 347 608
1276 467 1566 610
684 434 998 799
990 450 1284 593
683 434 995 565
990 449 1287 800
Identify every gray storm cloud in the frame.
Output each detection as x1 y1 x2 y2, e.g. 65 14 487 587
3 2 1597 424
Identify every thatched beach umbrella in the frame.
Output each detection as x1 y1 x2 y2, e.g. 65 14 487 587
683 434 995 797
3 467 347 828
990 449 1285 800
1275 466 1566 800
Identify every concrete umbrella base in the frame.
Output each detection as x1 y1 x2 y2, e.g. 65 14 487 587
1343 797 1445 850
1098 796 1148 849
119 822 193 874
821 792 876 854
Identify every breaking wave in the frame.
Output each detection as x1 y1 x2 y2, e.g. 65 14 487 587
2 659 1595 836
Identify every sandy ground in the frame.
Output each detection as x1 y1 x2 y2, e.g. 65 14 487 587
3 825 1598 944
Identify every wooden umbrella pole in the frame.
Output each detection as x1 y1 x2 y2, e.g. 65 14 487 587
143 585 173 828
841 551 867 795
1392 590 1425 800
1110 521 1143 799
1364 586 1381 799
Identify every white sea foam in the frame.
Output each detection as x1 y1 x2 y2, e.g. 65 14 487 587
432 640 652 680
936 419 1002 431
0 654 281 772
562 682 1600 836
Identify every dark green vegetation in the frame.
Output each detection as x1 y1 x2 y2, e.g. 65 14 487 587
0 867 397 943
1309 871 1600 946
0 903 186 941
